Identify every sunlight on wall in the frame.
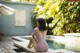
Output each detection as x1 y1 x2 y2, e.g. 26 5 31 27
15 9 26 26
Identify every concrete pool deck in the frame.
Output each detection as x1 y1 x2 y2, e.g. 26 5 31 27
12 36 76 53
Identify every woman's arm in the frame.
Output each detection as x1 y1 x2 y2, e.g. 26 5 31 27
32 28 39 43
32 35 38 43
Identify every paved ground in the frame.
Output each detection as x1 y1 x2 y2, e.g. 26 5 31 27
0 36 80 53
0 36 27 53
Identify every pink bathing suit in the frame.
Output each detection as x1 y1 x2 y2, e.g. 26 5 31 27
32 28 48 52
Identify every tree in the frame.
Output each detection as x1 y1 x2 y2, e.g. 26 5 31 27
34 0 80 35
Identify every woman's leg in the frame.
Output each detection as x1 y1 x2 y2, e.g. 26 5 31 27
27 37 38 51
27 38 33 48
31 37 38 51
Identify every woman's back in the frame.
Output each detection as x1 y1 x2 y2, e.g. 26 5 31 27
32 28 46 41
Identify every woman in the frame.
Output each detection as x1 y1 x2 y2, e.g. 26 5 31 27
27 18 48 52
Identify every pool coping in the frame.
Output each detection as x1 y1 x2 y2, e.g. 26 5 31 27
12 36 76 53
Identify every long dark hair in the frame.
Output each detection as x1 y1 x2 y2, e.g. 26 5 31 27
37 18 47 31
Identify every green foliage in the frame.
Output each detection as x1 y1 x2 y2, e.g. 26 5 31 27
33 0 80 36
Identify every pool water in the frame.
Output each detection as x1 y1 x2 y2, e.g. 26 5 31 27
21 37 65 50
47 41 65 50
20 37 80 52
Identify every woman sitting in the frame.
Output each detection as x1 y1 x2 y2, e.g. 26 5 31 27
27 18 48 52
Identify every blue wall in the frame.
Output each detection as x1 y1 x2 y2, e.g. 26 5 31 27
0 1 36 36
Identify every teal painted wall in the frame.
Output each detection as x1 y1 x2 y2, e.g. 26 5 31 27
0 1 36 36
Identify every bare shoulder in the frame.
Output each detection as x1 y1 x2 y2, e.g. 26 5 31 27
33 27 38 31
33 27 39 32
32 27 39 36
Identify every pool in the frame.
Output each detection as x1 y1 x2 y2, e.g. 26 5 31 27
21 37 65 50
47 40 65 50
20 36 80 52
13 36 80 53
